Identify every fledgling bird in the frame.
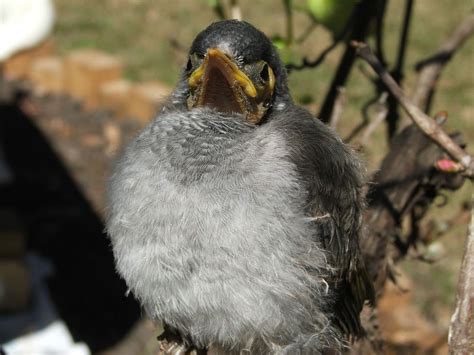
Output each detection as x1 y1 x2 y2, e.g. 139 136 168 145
107 20 374 354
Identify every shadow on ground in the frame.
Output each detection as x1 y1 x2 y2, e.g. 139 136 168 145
0 90 141 352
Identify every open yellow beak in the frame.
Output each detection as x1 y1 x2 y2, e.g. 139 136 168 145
187 48 274 124
189 48 257 98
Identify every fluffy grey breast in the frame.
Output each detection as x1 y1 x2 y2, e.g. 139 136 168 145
107 108 340 353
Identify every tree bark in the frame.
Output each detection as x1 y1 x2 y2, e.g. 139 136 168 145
448 190 474 354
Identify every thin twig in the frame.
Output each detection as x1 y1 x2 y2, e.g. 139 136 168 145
345 92 388 144
406 10 474 120
449 190 474 354
359 92 389 145
394 0 414 77
352 41 474 178
286 39 340 72
229 0 241 20
318 0 378 123
211 0 226 19
374 0 388 67
296 21 317 44
283 0 294 46
385 0 415 138
329 87 346 130
286 6 355 72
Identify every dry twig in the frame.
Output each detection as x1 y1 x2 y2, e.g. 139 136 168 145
317 0 378 122
358 92 389 145
352 41 474 178
329 87 346 130
384 0 415 137
344 92 388 144
410 11 474 115
230 0 241 20
286 39 340 72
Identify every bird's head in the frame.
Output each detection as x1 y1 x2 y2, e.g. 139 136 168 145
181 20 290 124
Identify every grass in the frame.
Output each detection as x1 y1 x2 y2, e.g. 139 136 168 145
53 0 473 338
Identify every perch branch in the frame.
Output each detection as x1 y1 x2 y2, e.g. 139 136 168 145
409 10 474 117
352 41 474 178
449 190 474 354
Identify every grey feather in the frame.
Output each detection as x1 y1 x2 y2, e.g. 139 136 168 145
106 20 374 354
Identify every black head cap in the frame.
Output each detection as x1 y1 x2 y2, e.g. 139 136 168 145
190 20 291 103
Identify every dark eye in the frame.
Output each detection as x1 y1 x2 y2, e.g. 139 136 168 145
260 63 269 82
185 58 193 72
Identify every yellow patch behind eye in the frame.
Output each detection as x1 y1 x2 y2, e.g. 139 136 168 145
267 66 275 93
188 62 206 88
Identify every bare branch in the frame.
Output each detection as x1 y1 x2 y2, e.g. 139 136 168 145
229 0 241 20
374 0 388 67
358 92 389 145
283 0 294 45
352 41 474 178
285 39 340 72
385 0 415 138
415 10 474 71
344 92 388 144
211 0 226 20
329 86 346 130
296 21 317 44
285 6 356 72
318 0 378 122
449 191 474 354
409 11 474 116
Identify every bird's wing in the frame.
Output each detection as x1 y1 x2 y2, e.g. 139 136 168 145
314 211 374 337
272 106 375 337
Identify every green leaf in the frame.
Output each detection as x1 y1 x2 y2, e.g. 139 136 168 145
271 36 287 50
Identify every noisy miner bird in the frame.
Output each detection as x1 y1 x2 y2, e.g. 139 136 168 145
107 20 374 354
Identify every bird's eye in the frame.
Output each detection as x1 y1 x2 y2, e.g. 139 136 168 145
185 58 193 72
260 63 269 82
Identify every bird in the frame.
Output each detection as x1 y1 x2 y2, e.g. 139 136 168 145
0 0 55 62
106 20 374 354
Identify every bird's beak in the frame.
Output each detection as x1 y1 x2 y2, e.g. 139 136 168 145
187 48 274 124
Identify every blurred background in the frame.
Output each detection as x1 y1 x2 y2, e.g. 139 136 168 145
0 0 472 354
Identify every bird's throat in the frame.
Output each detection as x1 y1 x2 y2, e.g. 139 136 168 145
198 66 245 115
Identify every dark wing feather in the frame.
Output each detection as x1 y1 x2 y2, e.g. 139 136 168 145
271 106 375 337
